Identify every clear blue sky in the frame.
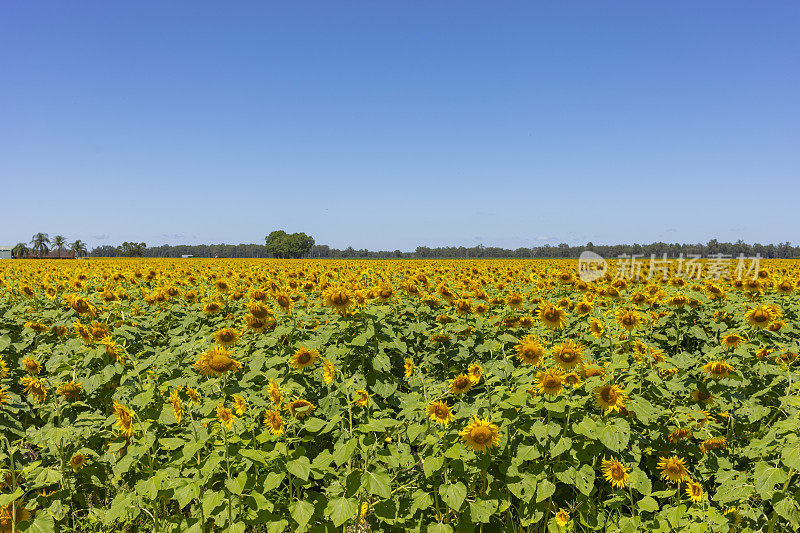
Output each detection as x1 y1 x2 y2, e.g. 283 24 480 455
2 1 798 251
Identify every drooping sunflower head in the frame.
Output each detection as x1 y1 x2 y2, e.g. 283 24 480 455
195 346 242 377
449 374 474 395
602 457 629 489
426 401 453 427
324 287 352 313
113 401 134 439
467 363 483 384
615 307 642 332
589 319 605 338
669 427 692 443
658 455 689 483
594 383 628 414
403 358 414 378
22 357 42 375
21 376 47 403
745 306 773 328
686 480 704 503
290 347 321 371
70 453 88 471
264 409 285 435
169 390 184 423
506 292 525 309
216 404 236 429
354 389 370 407
322 359 336 384
233 394 247 416
515 335 545 366
537 302 568 330
267 380 282 406
720 333 744 350
459 416 501 454
552 341 584 370
702 360 734 379
700 437 727 454
287 399 315 418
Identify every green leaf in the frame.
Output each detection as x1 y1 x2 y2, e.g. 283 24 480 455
263 471 285 491
781 439 800 471
428 523 453 533
423 455 444 478
536 479 555 503
754 463 788 499
575 464 595 496
440 482 467 511
362 470 392 498
287 456 311 481
326 496 358 527
332 438 357 467
638 496 659 512
289 500 316 528
550 436 572 458
599 419 630 452
470 497 497 523
18 513 55 533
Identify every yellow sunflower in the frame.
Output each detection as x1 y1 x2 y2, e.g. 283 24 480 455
324 287 353 314
213 327 240 348
720 333 744 350
290 348 321 371
322 359 336 384
264 409 285 435
701 360 734 379
70 453 88 471
21 376 47 403
658 455 689 483
287 399 315 418
22 357 41 375
552 341 584 370
233 394 247 416
602 457 629 489
449 374 474 395
537 302 568 330
555 509 570 527
354 389 370 407
426 400 453 427
686 480 704 503
58 381 82 401
615 308 642 331
745 305 773 328
194 346 242 377
459 416 501 454
534 367 564 396
267 380 282 406
113 401 134 438
515 335 545 366
216 404 236 429
594 383 628 414
467 363 483 384
169 390 183 423
404 358 414 378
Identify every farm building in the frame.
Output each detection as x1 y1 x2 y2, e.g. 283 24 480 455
0 246 12 259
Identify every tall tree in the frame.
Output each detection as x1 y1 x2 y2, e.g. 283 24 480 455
12 243 29 259
30 233 50 258
52 235 67 258
70 240 88 258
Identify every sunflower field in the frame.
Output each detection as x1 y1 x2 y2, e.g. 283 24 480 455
1 258 799 532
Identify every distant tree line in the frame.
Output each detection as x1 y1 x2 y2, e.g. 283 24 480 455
82 239 800 259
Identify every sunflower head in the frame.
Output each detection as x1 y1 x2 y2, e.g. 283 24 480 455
602 457 629 489
515 335 545 366
658 455 689 483
537 302 568 330
264 409 285 435
701 360 734 379
195 347 242 377
459 416 501 454
213 327 240 348
552 341 584 370
354 389 370 407
686 480 704 503
449 374 474 395
288 399 315 418
534 367 564 397
290 348 321 371
594 383 628 414
70 453 88 471
426 401 453 427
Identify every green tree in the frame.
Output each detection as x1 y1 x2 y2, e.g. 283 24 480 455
117 242 147 257
30 233 50 258
70 240 88 258
12 242 29 259
52 235 67 257
265 231 314 258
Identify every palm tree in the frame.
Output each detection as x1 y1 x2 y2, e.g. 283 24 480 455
70 240 88 258
11 242 29 259
30 233 50 258
53 235 67 258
